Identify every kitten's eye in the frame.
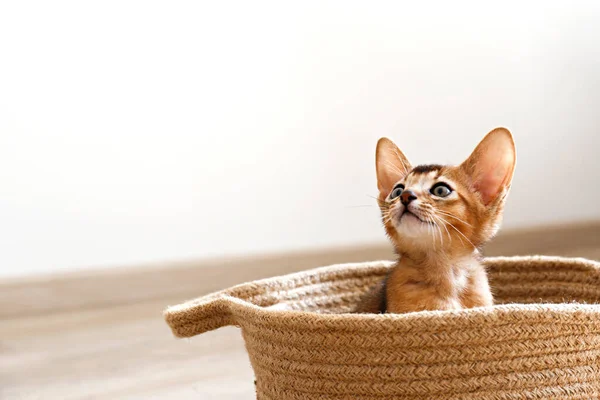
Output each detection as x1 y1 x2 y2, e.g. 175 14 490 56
431 183 452 198
390 184 404 200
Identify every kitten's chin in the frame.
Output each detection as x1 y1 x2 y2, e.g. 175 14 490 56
393 213 430 238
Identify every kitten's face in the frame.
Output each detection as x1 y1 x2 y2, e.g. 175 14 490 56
376 128 516 255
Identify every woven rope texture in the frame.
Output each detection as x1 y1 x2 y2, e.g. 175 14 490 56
164 256 600 399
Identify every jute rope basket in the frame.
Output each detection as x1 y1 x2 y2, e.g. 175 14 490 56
164 256 600 399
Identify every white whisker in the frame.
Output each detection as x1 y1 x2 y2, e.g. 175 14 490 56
435 210 473 227
439 216 452 243
427 221 436 251
432 216 443 249
431 214 449 245
381 210 394 225
436 215 476 249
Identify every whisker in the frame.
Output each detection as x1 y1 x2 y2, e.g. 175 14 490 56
435 218 444 248
380 209 394 225
439 216 452 243
438 216 465 247
428 222 436 252
428 216 443 250
431 214 450 245
366 194 387 207
437 215 476 249
435 210 473 227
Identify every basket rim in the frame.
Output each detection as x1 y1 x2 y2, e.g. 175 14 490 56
226 294 600 322
164 255 600 338
220 255 600 295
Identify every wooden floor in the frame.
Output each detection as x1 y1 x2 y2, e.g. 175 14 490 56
2 223 600 399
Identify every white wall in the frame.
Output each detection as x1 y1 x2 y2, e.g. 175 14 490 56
1 1 599 277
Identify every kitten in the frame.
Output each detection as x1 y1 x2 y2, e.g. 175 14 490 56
355 128 516 314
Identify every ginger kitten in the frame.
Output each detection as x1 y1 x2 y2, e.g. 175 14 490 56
356 128 516 314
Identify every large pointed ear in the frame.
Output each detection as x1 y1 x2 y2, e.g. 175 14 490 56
460 127 516 205
376 137 412 195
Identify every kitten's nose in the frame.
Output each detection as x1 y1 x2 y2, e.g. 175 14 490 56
401 190 417 205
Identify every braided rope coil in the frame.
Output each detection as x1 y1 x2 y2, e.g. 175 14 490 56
164 256 600 399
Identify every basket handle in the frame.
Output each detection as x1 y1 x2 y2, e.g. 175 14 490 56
164 293 236 338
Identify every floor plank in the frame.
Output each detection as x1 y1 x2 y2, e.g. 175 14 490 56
2 301 254 400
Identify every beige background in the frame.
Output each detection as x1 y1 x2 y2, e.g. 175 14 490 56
1 2 600 277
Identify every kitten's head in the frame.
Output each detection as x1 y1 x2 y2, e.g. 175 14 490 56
376 127 516 256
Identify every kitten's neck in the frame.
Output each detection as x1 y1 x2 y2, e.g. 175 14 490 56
398 244 480 263
396 248 482 288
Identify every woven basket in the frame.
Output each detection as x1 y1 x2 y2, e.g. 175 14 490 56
164 256 600 399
